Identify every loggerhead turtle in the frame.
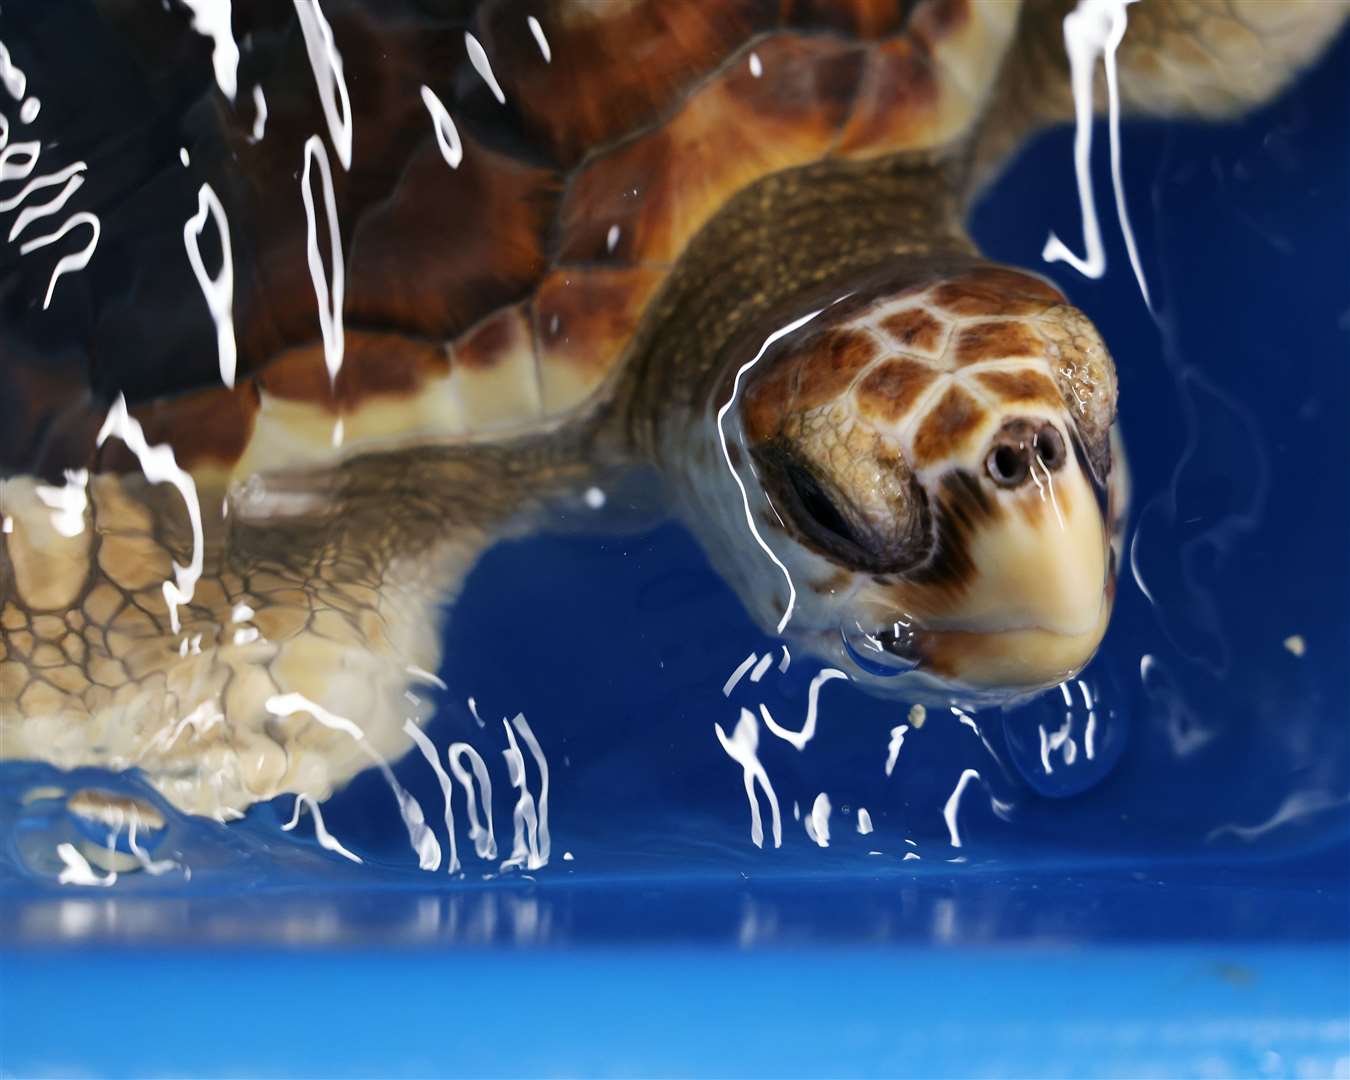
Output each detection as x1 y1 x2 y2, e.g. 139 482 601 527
1 0 1346 822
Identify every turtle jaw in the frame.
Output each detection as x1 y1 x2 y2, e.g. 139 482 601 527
849 451 1116 701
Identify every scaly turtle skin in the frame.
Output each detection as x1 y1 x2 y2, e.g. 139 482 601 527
1 1 1346 819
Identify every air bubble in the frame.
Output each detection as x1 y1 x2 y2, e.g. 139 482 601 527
840 617 919 678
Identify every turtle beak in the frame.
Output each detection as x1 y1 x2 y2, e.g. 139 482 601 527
881 431 1113 693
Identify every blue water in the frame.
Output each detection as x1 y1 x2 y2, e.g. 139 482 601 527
2 13 1348 1080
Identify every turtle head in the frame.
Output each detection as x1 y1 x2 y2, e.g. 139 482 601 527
697 266 1124 705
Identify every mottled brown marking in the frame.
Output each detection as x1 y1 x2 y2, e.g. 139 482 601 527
954 320 1044 366
907 469 998 591
795 330 878 412
835 36 940 158
480 0 772 166
879 307 946 354
258 333 448 409
912 384 986 465
975 369 1061 406
557 33 860 264
856 358 938 423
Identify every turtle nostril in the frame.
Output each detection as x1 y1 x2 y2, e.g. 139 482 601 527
987 442 1031 487
1034 424 1066 471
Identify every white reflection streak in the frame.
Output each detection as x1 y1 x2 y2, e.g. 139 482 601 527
464 32 506 104
419 85 463 168
884 723 909 777
1042 0 1151 307
748 652 774 683
526 16 551 62
0 160 84 214
715 308 824 633
722 652 757 696
448 742 497 859
943 768 982 848
856 807 873 835
301 135 345 384
179 0 240 102
19 210 100 310
251 85 267 142
97 396 204 633
804 791 831 847
6 165 84 242
405 720 459 873
294 0 352 168
265 692 365 740
55 842 117 887
406 664 448 690
0 40 27 98
282 794 362 864
34 468 88 537
501 714 550 870
509 713 550 865
715 708 782 849
127 825 179 876
183 183 237 387
267 693 441 868
759 667 848 750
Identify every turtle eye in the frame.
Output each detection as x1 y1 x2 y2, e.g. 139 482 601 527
782 458 862 554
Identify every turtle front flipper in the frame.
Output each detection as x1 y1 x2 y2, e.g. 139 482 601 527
969 0 1350 194
1 435 587 821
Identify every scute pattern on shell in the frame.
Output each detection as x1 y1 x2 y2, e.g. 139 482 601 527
743 266 1081 473
2 0 1020 481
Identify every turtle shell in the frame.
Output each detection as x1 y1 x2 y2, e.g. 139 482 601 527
1 0 1020 483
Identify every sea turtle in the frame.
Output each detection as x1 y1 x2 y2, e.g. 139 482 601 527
1 0 1346 822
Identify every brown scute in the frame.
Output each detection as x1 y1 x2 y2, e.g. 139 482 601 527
456 305 535 371
954 320 1045 366
741 360 799 444
912 384 987 466
213 11 452 375
784 0 912 39
479 0 773 166
855 358 938 424
93 382 260 476
345 136 558 341
975 369 1062 407
930 269 1063 316
834 36 941 158
257 333 449 408
536 268 666 373
879 307 947 354
794 329 878 412
557 33 861 265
